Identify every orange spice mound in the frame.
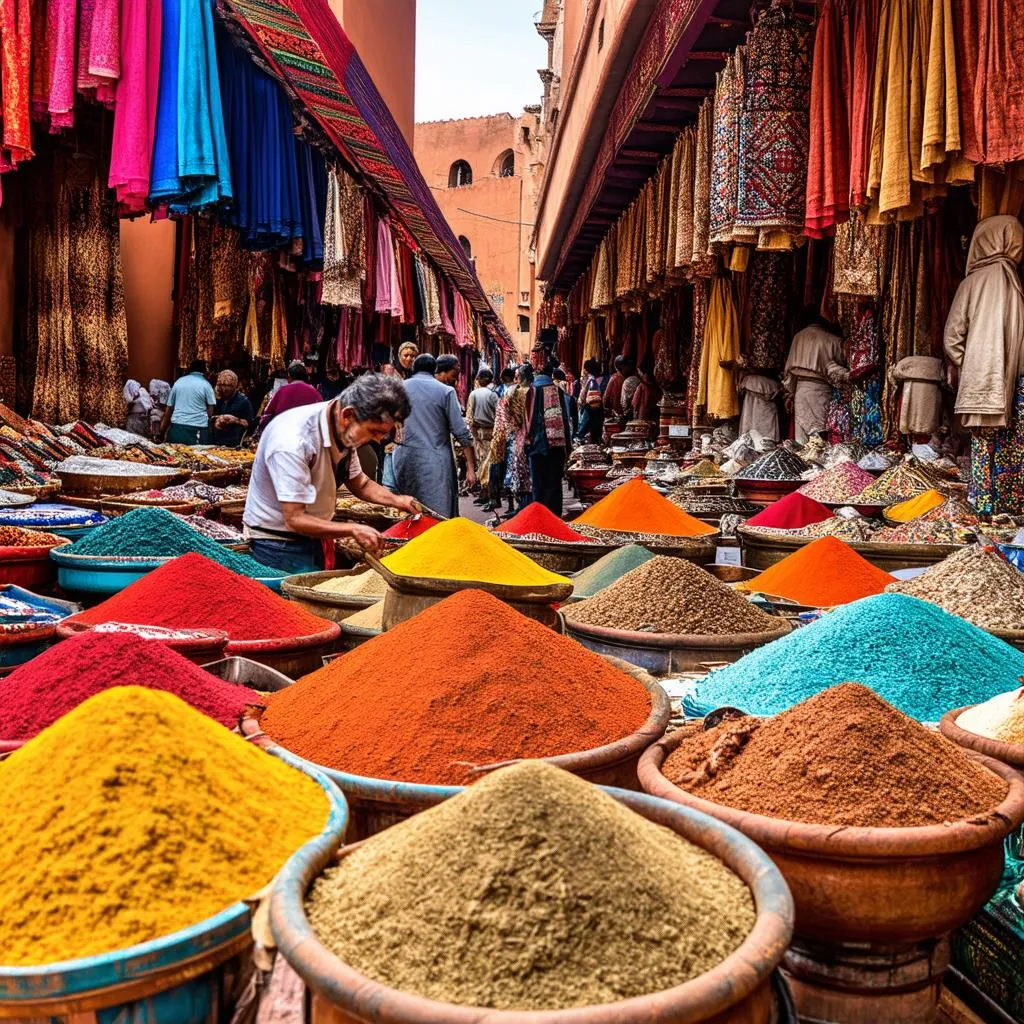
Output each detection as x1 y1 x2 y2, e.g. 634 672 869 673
740 536 893 607
575 478 717 538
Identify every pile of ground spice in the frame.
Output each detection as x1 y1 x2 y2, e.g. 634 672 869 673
851 459 932 503
0 631 262 739
735 447 810 481
313 571 387 597
0 525 64 547
495 502 588 543
381 514 438 541
664 683 1008 828
70 507 285 578
873 488 980 544
691 593 1024 720
260 590 652 784
306 760 754 1010
344 600 384 630
381 518 568 587
680 458 724 478
0 686 328 966
743 492 832 531
797 462 877 503
957 687 1024 744
574 478 716 537
887 544 1024 631
740 537 893 607
886 489 945 522
566 556 785 636
570 544 656 600
65 553 333 642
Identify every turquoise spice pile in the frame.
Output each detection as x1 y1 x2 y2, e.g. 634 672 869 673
691 593 1024 721
71 507 285 578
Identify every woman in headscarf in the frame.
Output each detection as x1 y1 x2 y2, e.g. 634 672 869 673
382 341 419 381
945 215 1024 515
148 379 170 437
123 380 154 437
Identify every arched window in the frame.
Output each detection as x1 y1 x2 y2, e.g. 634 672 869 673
495 149 515 177
458 235 472 258
448 160 473 188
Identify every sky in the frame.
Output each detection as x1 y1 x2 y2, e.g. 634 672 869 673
415 0 548 122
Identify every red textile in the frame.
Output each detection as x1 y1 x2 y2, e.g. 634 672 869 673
953 0 1024 165
745 491 833 530
848 0 880 208
805 0 850 237
0 0 33 167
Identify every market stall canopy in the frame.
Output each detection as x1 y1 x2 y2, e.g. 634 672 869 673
219 0 513 350
538 0 815 291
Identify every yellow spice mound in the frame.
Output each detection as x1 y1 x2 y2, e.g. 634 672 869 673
886 489 945 523
381 517 569 587
0 686 329 966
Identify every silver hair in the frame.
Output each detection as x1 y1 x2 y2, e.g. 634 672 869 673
339 373 411 424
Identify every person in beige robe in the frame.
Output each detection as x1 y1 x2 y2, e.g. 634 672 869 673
783 324 848 442
944 216 1024 430
890 355 944 437
737 372 782 441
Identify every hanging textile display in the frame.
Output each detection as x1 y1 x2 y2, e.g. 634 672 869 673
697 276 740 420
690 98 714 275
734 0 811 250
322 166 365 308
1 0 33 168
833 212 887 297
687 280 708 420
952 0 1024 166
673 127 696 275
47 0 79 131
804 0 849 237
709 48 745 247
744 252 792 373
23 152 128 425
77 0 120 104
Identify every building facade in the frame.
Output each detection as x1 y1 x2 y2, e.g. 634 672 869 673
415 111 542 356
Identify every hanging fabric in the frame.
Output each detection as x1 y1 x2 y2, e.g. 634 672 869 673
109 0 162 213
848 0 881 208
687 280 708 420
709 47 745 246
1 0 33 168
734 0 811 250
47 0 78 130
697 276 741 420
690 97 714 275
323 166 365 308
77 0 120 105
674 127 695 274
805 0 849 237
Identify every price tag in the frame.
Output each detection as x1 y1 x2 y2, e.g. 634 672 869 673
667 424 691 438
715 547 742 566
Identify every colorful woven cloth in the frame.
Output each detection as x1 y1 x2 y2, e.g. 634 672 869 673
220 0 493 317
734 0 811 247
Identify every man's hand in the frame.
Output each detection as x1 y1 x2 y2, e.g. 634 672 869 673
389 494 422 515
343 523 384 558
465 467 478 490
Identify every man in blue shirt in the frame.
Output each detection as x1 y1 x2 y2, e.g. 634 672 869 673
159 360 217 444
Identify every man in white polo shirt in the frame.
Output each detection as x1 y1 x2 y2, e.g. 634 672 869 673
244 374 420 573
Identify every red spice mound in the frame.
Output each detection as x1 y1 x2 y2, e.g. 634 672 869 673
495 502 588 542
663 683 1008 827
741 536 893 606
383 515 439 541
65 553 333 642
260 589 653 784
0 631 263 739
745 492 831 530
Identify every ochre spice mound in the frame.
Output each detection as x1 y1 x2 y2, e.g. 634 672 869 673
0 686 329 966
663 683 1008 828
739 536 893 606
306 760 755 1010
575 478 717 537
65 553 333 641
260 589 653 784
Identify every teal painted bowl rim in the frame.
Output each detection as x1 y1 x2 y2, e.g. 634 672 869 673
0 745 347 1001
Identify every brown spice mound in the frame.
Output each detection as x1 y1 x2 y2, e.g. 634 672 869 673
307 761 755 1010
565 555 784 636
663 683 1008 827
